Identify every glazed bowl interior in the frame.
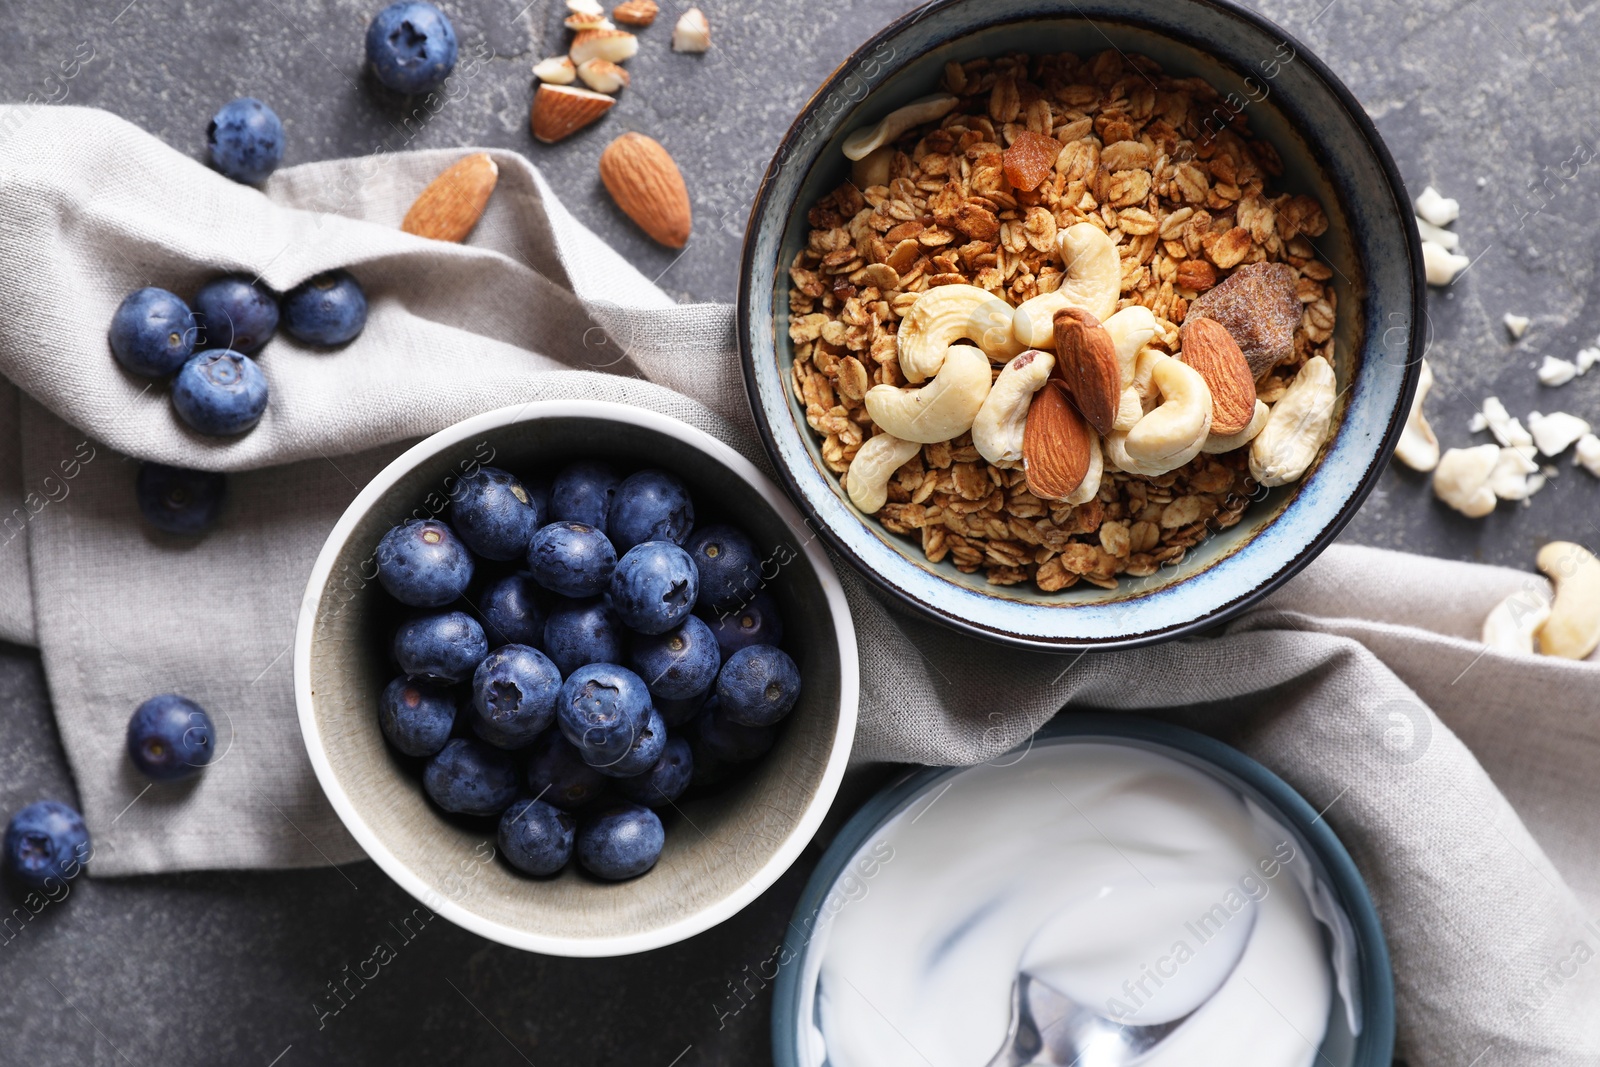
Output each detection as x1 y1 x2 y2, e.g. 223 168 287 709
740 0 1421 649
294 402 857 957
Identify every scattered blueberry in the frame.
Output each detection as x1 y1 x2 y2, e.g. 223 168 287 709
135 462 226 536
108 287 196 377
480 572 546 646
423 738 518 816
528 521 616 598
469 644 561 749
378 676 456 757
3 801 90 891
716 645 802 728
206 97 284 184
543 598 623 676
616 735 692 807
685 524 762 613
630 614 720 700
393 610 487 683
576 801 664 881
704 592 784 659
377 519 474 608
557 663 652 767
654 689 709 728
525 732 608 811
498 798 575 876
126 694 216 781
694 699 776 763
451 467 540 561
610 541 698 636
549 460 619 529
594 707 666 778
365 1 458 95
282 270 367 346
172 350 269 436
608 469 694 552
193 275 278 354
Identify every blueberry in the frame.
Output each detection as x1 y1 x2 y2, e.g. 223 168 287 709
109 287 196 377
423 738 518 816
716 645 802 728
684 524 763 613
576 801 664 881
498 798 575 876
172 350 269 436
365 1 458 95
525 731 608 810
469 644 561 749
704 592 785 659
694 699 776 762
3 801 90 891
394 610 487 683
377 519 474 607
616 735 692 807
480 573 546 646
630 615 720 700
654 689 710 728
206 97 283 184
610 541 698 636
528 521 617 599
595 708 666 778
135 462 226 536
608 470 695 552
550 460 620 529
126 694 216 781
450 467 540 561
378 676 456 757
282 270 367 346
193 275 278 354
556 663 651 767
543 598 622 676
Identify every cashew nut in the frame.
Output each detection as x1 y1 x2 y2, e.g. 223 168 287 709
844 433 921 514
864 344 991 444
1111 387 1144 432
1011 223 1121 346
1102 305 1157 383
1481 586 1553 655
1534 541 1600 660
1065 430 1103 505
1249 356 1336 487
842 93 959 161
897 284 1024 383
1123 353 1213 472
1394 358 1439 472
1201 400 1270 453
972 349 1055 468
1432 444 1500 517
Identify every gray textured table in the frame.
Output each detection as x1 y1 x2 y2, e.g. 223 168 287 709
2 0 1595 1062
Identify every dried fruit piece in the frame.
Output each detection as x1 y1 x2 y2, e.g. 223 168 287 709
671 7 710 52
599 132 692 247
1002 130 1060 192
1051 308 1121 436
1185 261 1301 378
571 28 639 65
401 153 499 243
530 84 615 143
1178 317 1256 436
578 58 630 93
613 0 659 25
1022 380 1092 500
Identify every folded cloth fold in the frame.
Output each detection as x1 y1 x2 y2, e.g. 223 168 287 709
0 106 1596 1064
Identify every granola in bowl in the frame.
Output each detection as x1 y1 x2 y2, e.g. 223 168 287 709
786 48 1344 594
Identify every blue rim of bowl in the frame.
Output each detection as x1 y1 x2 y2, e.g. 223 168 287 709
769 713 1396 1066
736 0 1427 652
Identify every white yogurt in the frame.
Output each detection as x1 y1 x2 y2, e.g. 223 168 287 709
799 742 1343 1067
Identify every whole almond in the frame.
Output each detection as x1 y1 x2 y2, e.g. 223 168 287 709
599 132 692 248
401 153 499 243
1179 317 1257 436
1022 380 1092 500
1050 307 1122 436
530 84 615 143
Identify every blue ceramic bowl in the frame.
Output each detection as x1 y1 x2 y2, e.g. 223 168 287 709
770 715 1395 1066
738 0 1424 650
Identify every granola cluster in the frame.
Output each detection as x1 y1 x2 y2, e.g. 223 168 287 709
787 49 1341 592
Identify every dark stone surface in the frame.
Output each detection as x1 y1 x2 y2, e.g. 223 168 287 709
1 0 1595 1061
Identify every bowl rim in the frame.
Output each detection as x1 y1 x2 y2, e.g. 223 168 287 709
768 713 1396 1066
292 400 862 957
735 0 1427 652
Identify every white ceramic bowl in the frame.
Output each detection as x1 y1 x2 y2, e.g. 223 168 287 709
294 401 859 956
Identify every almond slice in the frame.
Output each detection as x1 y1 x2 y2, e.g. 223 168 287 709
1050 308 1122 436
570 28 639 65
599 132 692 248
401 153 499 243
1022 380 1092 500
577 57 630 93
530 84 615 143
1179 317 1257 436
532 55 577 85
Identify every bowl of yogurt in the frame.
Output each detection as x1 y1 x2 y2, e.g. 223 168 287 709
772 716 1393 1067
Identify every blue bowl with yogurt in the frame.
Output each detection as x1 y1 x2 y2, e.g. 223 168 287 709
771 716 1393 1067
